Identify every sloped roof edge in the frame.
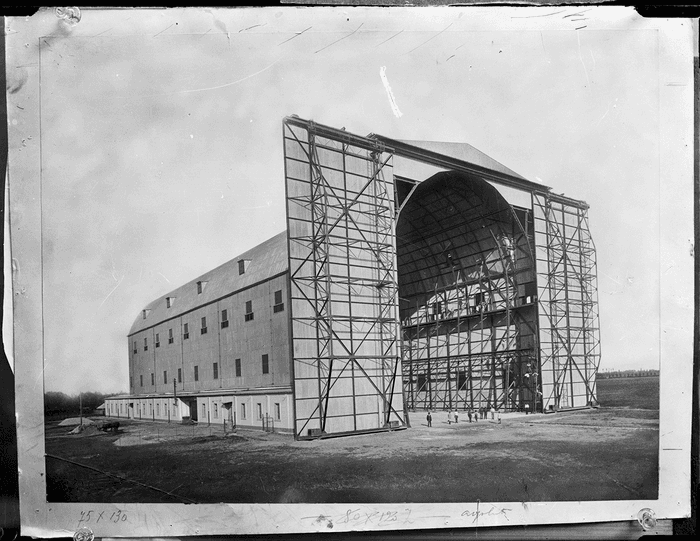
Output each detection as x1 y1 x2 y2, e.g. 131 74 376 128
397 139 528 182
128 230 288 336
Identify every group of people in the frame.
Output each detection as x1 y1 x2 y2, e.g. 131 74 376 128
466 406 497 422
426 406 502 426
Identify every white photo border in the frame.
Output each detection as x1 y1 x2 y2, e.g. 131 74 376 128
6 6 694 538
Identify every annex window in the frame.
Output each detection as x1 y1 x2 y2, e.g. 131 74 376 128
183 322 189 340
235 358 241 378
166 296 173 308
163 370 167 384
144 337 148 351
168 328 174 344
194 365 199 382
202 403 206 419
140 375 143 387
201 316 208 335
273 289 284 313
262 354 269 375
156 403 160 416
256 403 263 420
274 403 281 421
221 309 229 329
151 373 155 386
196 281 205 294
245 300 254 322
142 309 149 320
213 362 219 380
177 368 182 383
214 403 219 419
155 333 160 348
133 341 137 354
238 259 247 275
241 403 247 420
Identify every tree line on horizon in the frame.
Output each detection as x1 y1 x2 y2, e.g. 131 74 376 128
44 391 125 416
598 368 659 379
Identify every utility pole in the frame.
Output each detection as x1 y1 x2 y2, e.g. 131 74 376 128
79 392 83 425
173 378 177 421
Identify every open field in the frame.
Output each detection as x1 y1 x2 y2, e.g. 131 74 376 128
45 376 659 503
596 375 659 410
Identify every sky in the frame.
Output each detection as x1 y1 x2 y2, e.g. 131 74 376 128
5 7 694 395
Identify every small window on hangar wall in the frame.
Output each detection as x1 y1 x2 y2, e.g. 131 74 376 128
245 300 254 322
273 289 284 313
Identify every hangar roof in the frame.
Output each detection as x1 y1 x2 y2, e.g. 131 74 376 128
398 139 528 181
128 230 288 336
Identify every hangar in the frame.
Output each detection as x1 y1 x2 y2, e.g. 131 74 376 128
106 116 601 439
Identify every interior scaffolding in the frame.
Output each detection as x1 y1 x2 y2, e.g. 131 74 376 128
397 171 540 413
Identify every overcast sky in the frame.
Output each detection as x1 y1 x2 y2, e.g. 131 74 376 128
6 7 693 395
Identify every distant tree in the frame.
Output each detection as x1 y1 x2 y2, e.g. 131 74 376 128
44 391 125 416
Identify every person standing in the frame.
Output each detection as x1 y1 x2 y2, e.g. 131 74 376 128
467 409 472 423
427 411 432 427
490 406 495 420
454 410 459 423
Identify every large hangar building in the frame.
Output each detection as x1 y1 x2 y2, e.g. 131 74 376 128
106 116 601 439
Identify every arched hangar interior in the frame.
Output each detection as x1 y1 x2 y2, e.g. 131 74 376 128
395 171 541 412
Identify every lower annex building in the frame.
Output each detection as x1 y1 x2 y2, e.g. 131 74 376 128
106 116 601 439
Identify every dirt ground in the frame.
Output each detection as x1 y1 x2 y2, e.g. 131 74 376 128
45 378 659 504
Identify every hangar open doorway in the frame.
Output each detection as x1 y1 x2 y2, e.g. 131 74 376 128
283 116 601 439
396 171 539 414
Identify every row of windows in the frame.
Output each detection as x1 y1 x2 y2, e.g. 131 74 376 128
198 400 282 422
237 401 281 421
133 292 284 354
136 355 270 388
142 260 260 320
109 400 282 422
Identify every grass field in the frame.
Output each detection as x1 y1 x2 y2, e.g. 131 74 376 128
45 376 659 504
597 376 659 410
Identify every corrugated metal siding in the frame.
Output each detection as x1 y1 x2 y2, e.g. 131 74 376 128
128 231 289 335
